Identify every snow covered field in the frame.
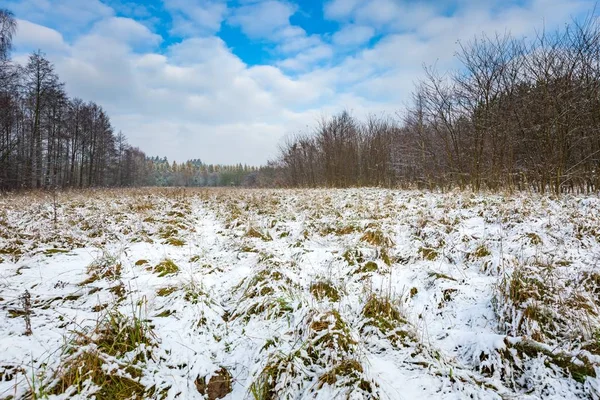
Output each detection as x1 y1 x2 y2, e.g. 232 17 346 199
1 188 599 400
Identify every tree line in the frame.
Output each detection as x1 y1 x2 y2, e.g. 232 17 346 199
0 9 151 190
275 14 600 194
146 157 259 187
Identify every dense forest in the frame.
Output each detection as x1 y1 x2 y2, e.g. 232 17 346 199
0 9 259 190
276 15 600 194
0 9 144 190
147 157 261 187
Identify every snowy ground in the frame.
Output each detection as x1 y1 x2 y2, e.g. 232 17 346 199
0 188 599 400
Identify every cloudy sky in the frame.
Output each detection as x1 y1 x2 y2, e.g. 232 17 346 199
6 0 594 164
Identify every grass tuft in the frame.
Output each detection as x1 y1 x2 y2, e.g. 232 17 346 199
310 281 341 302
418 247 438 261
355 261 378 274
81 252 122 285
164 237 185 246
42 307 155 398
360 230 394 247
156 286 177 297
47 350 146 399
153 259 179 277
362 294 415 346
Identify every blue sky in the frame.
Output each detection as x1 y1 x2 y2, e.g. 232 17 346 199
5 0 595 164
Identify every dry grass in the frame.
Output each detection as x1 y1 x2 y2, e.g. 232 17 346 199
152 259 179 277
361 294 415 347
40 307 155 398
4 188 600 399
310 281 341 302
360 230 394 247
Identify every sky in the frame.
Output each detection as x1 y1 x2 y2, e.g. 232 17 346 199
6 0 595 165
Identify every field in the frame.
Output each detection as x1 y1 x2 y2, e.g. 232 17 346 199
1 188 599 400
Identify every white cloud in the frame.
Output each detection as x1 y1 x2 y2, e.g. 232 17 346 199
164 0 228 37
113 116 289 164
105 1 153 19
278 44 333 71
29 27 319 163
91 17 162 48
323 0 361 20
168 37 242 67
332 24 375 46
324 0 441 32
228 0 296 39
247 65 323 106
4 0 113 32
276 29 323 53
13 19 69 53
228 0 334 72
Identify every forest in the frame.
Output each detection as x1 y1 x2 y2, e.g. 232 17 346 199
276 15 600 194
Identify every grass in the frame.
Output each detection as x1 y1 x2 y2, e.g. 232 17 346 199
427 271 457 282
242 268 290 299
164 237 185 246
379 248 393 266
469 245 491 259
242 295 294 321
320 224 358 236
156 286 177 297
152 259 179 277
158 225 179 239
43 248 70 256
250 354 300 400
342 248 365 266
233 268 297 321
525 232 542 245
495 263 600 382
0 245 24 261
318 359 363 386
410 287 418 298
183 283 206 304
109 283 126 299
360 230 394 247
504 338 597 384
362 294 415 346
307 310 356 364
584 329 600 355
317 359 375 395
246 227 272 241
41 307 155 398
310 281 340 302
46 349 146 399
499 266 550 339
355 260 379 274
418 247 438 261
5 188 600 399
80 253 122 285
95 310 155 357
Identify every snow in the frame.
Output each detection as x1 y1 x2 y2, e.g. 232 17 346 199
0 188 599 399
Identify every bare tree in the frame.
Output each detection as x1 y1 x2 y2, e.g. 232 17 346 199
0 9 16 61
